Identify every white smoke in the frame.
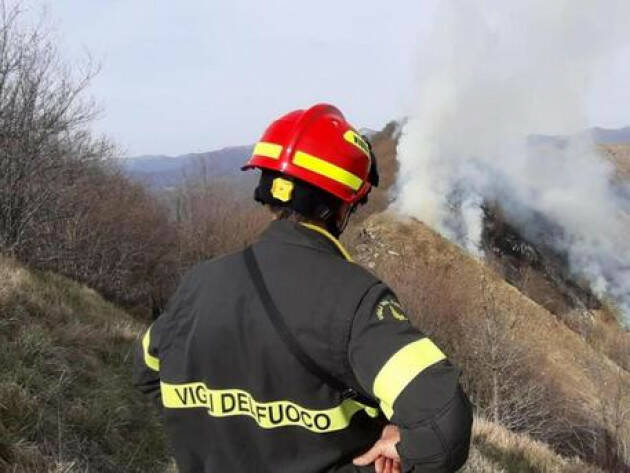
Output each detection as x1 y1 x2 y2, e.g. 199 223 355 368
395 0 630 321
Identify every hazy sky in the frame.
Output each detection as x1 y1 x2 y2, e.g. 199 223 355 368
26 1 630 157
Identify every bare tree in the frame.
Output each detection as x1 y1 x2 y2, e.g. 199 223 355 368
173 168 268 270
583 340 630 470
0 2 182 317
458 273 562 440
0 1 104 254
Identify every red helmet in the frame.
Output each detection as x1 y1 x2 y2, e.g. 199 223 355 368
242 103 377 205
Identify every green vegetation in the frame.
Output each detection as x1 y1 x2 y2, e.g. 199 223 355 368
0 256 168 472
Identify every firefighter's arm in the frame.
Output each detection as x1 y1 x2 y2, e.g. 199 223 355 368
132 318 164 406
348 284 472 473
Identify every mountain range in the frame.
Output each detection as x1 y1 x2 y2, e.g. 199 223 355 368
121 145 253 188
120 126 630 189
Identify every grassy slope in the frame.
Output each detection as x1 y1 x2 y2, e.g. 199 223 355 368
349 212 629 406
345 211 629 470
463 417 602 473
0 255 602 473
601 144 630 181
0 256 167 472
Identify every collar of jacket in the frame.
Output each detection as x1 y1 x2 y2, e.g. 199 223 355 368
259 220 354 262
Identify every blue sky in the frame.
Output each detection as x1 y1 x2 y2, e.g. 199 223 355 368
27 1 630 157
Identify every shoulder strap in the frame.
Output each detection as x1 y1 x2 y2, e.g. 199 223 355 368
243 246 376 406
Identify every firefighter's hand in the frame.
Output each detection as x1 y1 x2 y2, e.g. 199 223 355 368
353 424 401 473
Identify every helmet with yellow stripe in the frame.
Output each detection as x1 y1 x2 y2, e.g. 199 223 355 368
242 104 379 233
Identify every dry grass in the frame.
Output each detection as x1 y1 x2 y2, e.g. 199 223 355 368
0 255 169 472
345 211 630 469
150 418 602 473
347 211 629 407
601 144 630 181
2 233 612 473
465 417 603 473
585 309 630 373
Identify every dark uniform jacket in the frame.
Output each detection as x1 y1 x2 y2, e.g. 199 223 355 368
133 220 472 472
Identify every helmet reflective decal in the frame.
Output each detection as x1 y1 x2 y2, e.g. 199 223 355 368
343 130 370 157
293 151 363 191
271 177 294 202
253 142 283 159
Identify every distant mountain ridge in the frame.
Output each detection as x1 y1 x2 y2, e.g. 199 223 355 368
590 126 630 144
121 145 253 188
529 126 630 147
122 125 630 189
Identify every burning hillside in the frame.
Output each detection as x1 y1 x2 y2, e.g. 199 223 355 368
354 121 627 325
481 202 603 318
394 0 630 325
346 210 630 471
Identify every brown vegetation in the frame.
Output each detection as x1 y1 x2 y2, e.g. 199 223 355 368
464 417 603 473
601 144 630 181
346 211 630 471
0 2 179 317
171 174 269 271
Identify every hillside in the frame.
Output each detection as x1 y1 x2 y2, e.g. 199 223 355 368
346 211 629 470
0 256 167 472
0 247 605 473
464 418 602 473
350 212 629 405
602 144 630 181
341 122 630 471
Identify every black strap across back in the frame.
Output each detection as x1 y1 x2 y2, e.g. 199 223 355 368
243 246 377 408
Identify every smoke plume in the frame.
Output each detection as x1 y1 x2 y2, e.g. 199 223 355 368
395 0 630 320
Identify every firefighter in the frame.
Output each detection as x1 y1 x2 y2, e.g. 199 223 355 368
133 103 472 473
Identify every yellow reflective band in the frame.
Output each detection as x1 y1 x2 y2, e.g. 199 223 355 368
293 150 363 191
343 130 370 157
380 402 394 419
300 223 353 262
373 338 446 419
253 141 283 159
160 381 378 434
390 305 407 321
142 326 160 372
